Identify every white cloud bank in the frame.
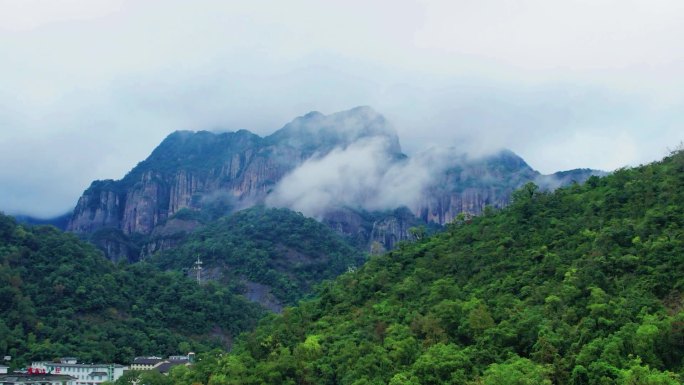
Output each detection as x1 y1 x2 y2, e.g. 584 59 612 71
1 0 683 216
266 137 462 218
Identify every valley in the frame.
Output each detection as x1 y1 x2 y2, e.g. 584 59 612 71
1 109 679 385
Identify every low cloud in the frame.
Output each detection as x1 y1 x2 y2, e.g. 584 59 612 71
266 137 393 218
265 137 465 218
2 1 683 217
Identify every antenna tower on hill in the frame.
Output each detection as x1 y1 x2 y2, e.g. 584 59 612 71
193 255 203 285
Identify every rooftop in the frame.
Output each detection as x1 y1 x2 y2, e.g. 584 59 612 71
36 361 126 368
152 359 190 374
0 374 77 382
88 372 108 376
132 358 164 365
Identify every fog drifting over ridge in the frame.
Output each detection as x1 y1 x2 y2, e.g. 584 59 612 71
265 106 608 219
265 116 518 219
266 137 447 218
1 0 683 217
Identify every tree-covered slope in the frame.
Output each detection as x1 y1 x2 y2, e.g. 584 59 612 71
151 206 366 307
0 214 263 368
182 150 684 385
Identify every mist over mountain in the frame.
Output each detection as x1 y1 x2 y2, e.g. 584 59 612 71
266 106 402 156
65 107 602 260
13 212 71 230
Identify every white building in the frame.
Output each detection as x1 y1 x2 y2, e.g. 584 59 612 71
31 359 126 385
0 365 9 374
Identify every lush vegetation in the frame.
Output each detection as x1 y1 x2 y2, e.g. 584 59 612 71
0 205 364 368
151 206 365 305
175 150 684 385
0 214 263 368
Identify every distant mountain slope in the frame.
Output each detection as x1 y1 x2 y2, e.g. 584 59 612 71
149 206 365 311
0 213 262 368
66 107 602 260
184 150 684 385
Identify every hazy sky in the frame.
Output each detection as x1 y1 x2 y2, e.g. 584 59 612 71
1 0 683 217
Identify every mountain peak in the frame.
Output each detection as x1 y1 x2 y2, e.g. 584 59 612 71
267 106 402 155
302 111 324 119
487 148 534 171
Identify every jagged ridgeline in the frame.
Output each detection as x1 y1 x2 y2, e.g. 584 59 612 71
173 151 684 385
0 214 263 367
149 206 366 310
66 107 401 262
65 107 601 262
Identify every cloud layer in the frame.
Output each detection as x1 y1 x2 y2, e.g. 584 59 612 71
266 136 474 218
1 0 683 216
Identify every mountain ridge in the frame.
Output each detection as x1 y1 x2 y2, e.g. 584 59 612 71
65 107 603 260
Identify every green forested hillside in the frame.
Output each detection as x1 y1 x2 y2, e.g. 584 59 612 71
0 214 263 367
176 151 684 385
151 206 365 305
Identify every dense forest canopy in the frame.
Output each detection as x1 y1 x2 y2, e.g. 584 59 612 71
0 206 365 368
0 214 263 367
3 149 684 385
170 150 684 385
151 206 365 305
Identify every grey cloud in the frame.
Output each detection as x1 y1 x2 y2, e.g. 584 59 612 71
265 137 482 219
265 137 399 218
1 0 683 217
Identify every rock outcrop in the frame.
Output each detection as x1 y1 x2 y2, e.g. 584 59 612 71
68 130 293 236
68 107 401 239
67 107 603 259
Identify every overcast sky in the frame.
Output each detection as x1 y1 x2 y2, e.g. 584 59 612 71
1 0 683 217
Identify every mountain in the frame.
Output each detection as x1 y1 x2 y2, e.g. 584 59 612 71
0 213 263 368
67 107 400 236
265 107 402 157
66 107 601 260
407 148 600 224
175 149 684 385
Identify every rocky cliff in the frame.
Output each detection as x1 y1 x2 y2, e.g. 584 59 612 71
68 107 602 259
68 107 401 239
414 149 539 223
68 130 290 235
321 207 427 252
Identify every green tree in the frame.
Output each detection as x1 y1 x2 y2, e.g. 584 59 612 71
479 356 551 385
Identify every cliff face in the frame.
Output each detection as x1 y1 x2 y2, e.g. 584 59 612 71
321 207 421 252
68 133 306 237
412 149 539 224
68 107 602 259
369 214 416 252
69 181 123 233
